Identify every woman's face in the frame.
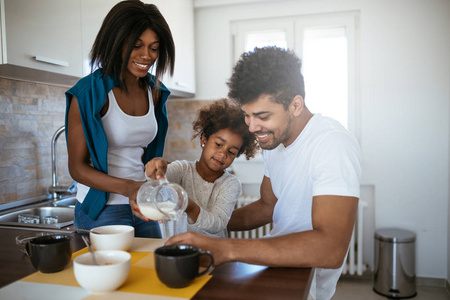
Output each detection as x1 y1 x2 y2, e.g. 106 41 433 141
124 28 159 79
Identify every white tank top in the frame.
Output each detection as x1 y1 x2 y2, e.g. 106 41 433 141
76 89 158 205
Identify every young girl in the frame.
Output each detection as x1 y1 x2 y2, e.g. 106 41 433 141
65 0 175 238
145 99 259 238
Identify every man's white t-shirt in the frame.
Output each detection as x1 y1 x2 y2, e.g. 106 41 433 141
263 114 361 300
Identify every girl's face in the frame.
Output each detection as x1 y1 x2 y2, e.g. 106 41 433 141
199 128 243 174
124 28 159 80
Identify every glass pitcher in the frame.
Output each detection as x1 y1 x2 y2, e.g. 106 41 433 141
136 178 188 239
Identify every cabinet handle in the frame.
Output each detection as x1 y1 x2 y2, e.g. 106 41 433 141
34 56 69 67
175 82 188 88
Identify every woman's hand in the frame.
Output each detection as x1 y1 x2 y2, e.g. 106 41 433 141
125 180 149 221
145 157 168 180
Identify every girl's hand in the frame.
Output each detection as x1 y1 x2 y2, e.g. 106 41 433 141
145 157 168 180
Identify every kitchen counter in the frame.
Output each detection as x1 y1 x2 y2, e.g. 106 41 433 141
0 227 312 299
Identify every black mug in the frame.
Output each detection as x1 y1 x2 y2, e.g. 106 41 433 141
154 244 214 288
25 234 73 273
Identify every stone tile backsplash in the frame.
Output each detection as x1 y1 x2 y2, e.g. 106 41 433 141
0 78 71 204
0 77 208 205
164 99 212 162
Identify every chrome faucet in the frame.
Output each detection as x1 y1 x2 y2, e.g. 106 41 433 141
48 125 77 200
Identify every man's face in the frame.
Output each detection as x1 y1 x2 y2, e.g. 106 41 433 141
241 95 294 150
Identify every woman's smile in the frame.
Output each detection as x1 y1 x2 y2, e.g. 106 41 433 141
133 61 151 70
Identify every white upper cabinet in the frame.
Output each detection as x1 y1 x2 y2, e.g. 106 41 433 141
0 0 195 97
80 0 196 96
151 0 196 97
81 0 196 96
0 0 82 83
80 0 118 77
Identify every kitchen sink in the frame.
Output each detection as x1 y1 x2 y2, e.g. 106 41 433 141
53 197 77 208
0 196 76 229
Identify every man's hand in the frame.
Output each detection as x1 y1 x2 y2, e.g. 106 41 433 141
165 232 232 266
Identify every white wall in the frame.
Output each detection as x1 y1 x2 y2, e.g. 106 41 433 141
193 0 450 280
448 62 450 284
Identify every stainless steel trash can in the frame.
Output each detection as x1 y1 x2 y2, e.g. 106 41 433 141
373 228 417 299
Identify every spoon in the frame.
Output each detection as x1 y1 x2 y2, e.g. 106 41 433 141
71 228 102 235
81 235 98 266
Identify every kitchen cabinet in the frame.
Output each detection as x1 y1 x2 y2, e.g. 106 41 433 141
0 0 196 97
81 0 196 97
0 0 82 86
80 0 118 77
150 0 196 97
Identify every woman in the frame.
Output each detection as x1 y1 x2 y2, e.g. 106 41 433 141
65 0 175 238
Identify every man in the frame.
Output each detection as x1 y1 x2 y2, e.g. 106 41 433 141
166 47 361 300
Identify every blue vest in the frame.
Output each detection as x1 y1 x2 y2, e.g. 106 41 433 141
65 69 170 219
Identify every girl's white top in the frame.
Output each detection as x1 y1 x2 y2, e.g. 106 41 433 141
165 160 242 238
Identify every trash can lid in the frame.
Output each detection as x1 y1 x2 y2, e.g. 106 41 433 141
375 228 416 243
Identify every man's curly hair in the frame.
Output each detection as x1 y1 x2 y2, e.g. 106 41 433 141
227 47 305 110
192 99 259 160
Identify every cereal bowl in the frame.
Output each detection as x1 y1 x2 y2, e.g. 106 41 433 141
73 250 131 293
90 225 134 251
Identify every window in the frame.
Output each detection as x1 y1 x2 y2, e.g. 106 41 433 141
245 30 287 51
232 18 294 62
303 27 348 128
232 12 359 139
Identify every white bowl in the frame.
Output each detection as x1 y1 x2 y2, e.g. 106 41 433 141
90 225 134 251
73 250 131 293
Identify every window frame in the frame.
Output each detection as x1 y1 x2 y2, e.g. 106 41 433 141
231 11 360 142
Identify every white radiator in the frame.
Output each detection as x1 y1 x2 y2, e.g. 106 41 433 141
229 197 368 276
342 200 368 276
228 196 272 239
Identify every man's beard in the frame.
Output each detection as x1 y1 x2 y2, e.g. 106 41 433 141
258 116 293 150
